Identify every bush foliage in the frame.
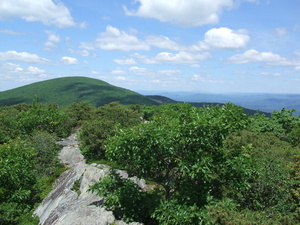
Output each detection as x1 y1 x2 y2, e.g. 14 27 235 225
1 99 300 224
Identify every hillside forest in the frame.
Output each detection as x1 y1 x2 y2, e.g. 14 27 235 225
0 100 300 224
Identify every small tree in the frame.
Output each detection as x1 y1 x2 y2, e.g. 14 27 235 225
105 103 254 206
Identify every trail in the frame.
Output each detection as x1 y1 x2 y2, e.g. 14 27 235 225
34 133 142 225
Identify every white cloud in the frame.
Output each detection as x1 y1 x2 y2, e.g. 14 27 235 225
28 66 46 74
229 49 286 64
44 31 61 48
114 58 137 65
0 50 50 63
204 27 250 50
129 66 149 73
91 71 100 75
158 69 181 75
0 0 78 28
257 72 282 77
192 74 224 83
124 0 234 27
274 27 287 36
111 67 127 75
80 25 149 51
114 76 128 81
0 29 25 35
154 51 211 64
0 63 49 82
294 50 300 57
146 35 187 51
60 56 78 65
132 51 210 64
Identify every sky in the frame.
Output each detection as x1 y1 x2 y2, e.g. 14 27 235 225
0 0 300 93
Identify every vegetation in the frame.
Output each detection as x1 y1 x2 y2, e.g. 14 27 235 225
0 100 75 224
88 103 300 224
0 76 158 107
1 93 300 224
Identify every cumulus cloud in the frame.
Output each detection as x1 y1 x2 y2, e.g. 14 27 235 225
27 66 46 74
204 27 250 50
0 0 78 28
0 50 50 63
0 63 48 82
124 0 234 27
114 58 137 65
44 31 61 48
114 76 128 81
110 67 127 75
146 28 249 51
154 51 211 64
229 49 286 64
132 51 210 64
146 35 187 51
80 25 149 51
129 66 149 74
60 56 78 65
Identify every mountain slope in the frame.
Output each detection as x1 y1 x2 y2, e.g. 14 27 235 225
0 77 158 107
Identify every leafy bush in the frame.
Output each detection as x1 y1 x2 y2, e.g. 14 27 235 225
203 198 298 225
26 130 61 177
64 102 96 127
226 130 299 216
106 103 254 204
288 155 300 211
89 169 160 224
79 102 142 160
17 101 73 138
0 140 37 225
152 199 202 225
0 108 21 144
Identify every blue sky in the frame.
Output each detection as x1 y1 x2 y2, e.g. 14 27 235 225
0 0 300 93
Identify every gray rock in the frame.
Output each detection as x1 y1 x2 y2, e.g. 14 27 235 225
34 133 143 225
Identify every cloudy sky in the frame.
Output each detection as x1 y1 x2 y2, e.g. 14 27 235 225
0 0 299 93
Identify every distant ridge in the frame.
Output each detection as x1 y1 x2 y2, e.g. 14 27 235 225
147 95 271 116
0 77 158 107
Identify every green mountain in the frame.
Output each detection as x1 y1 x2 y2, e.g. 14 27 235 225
0 76 159 107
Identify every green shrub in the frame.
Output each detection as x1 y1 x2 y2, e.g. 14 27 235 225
106 103 254 204
226 130 298 215
26 130 61 177
0 140 37 225
79 102 142 160
89 169 160 224
152 199 202 225
64 102 96 127
17 102 72 138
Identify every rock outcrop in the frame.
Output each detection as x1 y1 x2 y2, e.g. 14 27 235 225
34 133 142 225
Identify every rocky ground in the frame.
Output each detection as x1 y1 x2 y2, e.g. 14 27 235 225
34 133 143 225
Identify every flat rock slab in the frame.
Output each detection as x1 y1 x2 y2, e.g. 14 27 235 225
35 133 143 225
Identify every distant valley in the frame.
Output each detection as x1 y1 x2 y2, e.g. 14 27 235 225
140 90 300 116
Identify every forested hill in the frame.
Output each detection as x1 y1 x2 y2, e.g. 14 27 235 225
0 76 159 107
